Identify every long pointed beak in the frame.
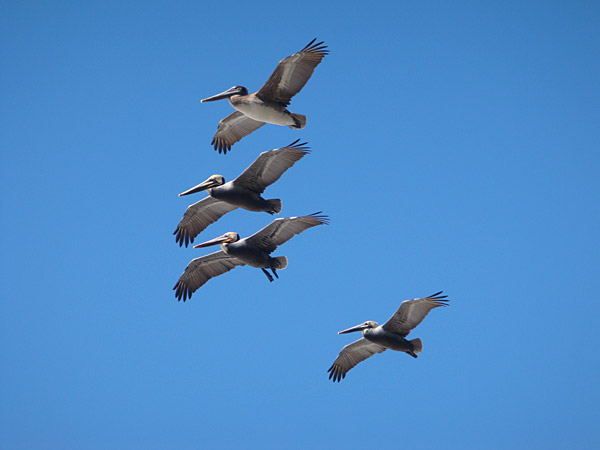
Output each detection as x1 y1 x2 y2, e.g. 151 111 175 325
201 87 238 103
338 323 370 335
178 179 217 197
193 235 230 248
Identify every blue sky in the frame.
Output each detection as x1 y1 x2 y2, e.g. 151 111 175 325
1 1 599 448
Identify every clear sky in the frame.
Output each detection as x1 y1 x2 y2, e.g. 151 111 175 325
1 1 599 449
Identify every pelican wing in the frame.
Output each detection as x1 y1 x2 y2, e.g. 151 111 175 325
233 139 310 193
174 196 239 247
173 251 246 301
244 213 329 253
256 39 328 107
328 338 387 382
382 292 449 337
211 111 265 154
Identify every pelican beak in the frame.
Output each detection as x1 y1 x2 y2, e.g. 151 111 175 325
201 87 242 103
338 323 370 334
178 178 219 197
193 234 231 248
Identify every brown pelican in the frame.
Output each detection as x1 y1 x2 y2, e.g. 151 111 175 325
328 292 449 382
174 139 310 247
201 39 328 153
173 213 329 301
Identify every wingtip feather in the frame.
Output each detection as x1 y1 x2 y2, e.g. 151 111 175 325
428 291 449 304
307 211 330 225
301 38 329 55
284 138 311 153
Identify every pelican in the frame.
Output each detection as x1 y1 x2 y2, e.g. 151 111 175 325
328 292 449 382
173 213 329 301
174 139 310 247
201 39 328 153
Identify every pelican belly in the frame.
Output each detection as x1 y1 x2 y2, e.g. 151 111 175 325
225 241 271 268
211 185 273 212
231 97 294 126
364 328 412 352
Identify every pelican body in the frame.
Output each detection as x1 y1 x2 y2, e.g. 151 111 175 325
207 184 274 212
202 39 328 153
174 140 310 247
173 213 329 301
359 326 420 355
214 87 304 128
182 175 277 212
204 233 285 275
328 292 449 382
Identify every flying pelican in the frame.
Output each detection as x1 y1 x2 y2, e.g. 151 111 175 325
328 292 449 382
174 139 310 247
173 213 329 301
201 39 328 153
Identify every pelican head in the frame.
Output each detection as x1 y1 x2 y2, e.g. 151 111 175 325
201 86 249 103
338 321 378 335
193 232 240 248
178 175 225 197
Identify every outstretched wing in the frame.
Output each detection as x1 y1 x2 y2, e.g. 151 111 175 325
244 213 329 254
233 139 310 193
382 291 449 337
174 196 239 247
173 251 246 301
211 111 265 154
327 338 387 382
256 39 328 107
